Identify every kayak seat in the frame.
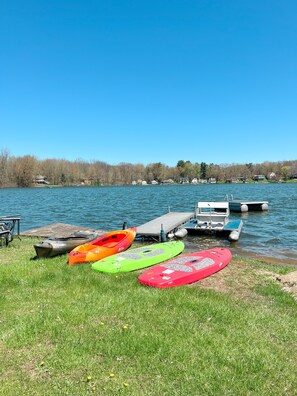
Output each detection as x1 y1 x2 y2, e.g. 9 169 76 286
104 242 118 248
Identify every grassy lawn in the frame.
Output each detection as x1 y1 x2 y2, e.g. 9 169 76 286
1 238 297 395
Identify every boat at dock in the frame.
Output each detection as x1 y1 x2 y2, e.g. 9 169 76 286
183 202 243 242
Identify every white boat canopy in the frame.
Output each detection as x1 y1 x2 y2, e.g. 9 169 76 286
197 202 229 209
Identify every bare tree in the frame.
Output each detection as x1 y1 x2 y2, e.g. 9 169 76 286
10 155 37 187
0 148 10 186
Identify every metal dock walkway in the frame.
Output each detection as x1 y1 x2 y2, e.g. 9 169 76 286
136 212 194 240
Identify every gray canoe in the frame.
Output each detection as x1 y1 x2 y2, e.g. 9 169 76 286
34 231 99 258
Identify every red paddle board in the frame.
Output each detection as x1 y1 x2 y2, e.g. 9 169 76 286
138 248 232 288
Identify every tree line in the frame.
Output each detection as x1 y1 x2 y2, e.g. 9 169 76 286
0 149 296 187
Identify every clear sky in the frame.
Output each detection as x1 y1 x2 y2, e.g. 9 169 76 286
1 0 296 167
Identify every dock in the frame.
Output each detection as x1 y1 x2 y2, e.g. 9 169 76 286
136 212 194 241
21 222 105 238
21 214 194 242
228 200 269 212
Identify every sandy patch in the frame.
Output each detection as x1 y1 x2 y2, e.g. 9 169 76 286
276 271 297 300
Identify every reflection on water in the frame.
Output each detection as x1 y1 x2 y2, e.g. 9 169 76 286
0 183 296 263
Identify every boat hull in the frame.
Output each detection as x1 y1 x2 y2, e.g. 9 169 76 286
184 219 243 242
34 232 99 258
138 248 232 288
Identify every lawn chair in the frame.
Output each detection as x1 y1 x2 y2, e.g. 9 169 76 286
0 216 21 246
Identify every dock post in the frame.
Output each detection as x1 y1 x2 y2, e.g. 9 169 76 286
160 224 167 242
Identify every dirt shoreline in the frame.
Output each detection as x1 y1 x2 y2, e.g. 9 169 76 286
233 250 297 267
233 253 297 300
195 258 297 301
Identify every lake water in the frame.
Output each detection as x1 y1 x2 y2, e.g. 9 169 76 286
1 183 296 264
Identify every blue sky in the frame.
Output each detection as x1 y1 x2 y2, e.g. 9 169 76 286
1 0 296 166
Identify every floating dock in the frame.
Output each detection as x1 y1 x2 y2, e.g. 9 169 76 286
228 200 269 213
136 212 194 241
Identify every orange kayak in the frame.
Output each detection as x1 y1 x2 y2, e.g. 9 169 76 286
68 227 137 266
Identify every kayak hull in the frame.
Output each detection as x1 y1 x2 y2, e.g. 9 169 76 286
34 231 99 258
68 227 137 266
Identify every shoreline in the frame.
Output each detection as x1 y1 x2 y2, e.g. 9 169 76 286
231 248 297 267
19 232 297 267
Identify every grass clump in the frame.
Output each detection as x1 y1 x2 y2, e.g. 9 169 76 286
0 238 297 395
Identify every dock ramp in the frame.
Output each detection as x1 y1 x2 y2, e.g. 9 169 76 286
136 212 194 241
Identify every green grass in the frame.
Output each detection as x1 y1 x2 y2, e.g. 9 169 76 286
1 238 297 395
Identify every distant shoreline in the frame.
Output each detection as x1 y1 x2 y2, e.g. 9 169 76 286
1 180 297 189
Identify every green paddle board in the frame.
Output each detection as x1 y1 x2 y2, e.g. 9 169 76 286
91 241 185 273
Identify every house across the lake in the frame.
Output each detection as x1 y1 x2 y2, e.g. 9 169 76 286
253 175 266 181
33 175 49 185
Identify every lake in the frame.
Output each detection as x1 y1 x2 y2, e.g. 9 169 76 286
1 183 296 264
